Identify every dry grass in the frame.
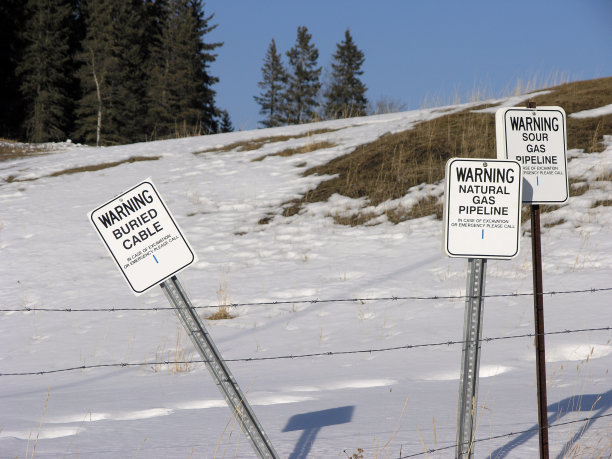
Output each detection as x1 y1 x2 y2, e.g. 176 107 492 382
528 77 612 152
281 77 612 225
207 274 235 320
252 141 336 162
593 199 612 207
193 128 341 155
5 156 160 183
0 139 52 162
281 104 497 220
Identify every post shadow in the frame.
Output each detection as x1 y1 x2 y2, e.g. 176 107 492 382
490 388 612 458
282 406 355 459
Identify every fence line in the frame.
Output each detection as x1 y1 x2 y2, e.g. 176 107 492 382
398 411 612 458
2 325 611 377
1 286 611 313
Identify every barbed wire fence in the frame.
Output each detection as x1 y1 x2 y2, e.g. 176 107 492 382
1 286 611 313
2 284 611 457
2 324 611 377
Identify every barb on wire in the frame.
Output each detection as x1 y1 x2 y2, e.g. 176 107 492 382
1 286 611 313
2 325 611 377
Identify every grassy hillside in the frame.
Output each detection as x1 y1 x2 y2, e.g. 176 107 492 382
282 77 612 224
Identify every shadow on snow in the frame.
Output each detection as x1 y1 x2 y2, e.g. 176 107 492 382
282 405 355 459
491 388 612 458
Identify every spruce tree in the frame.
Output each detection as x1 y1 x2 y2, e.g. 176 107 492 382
254 39 287 128
0 0 27 139
285 26 321 125
18 0 74 142
324 29 367 119
218 109 233 133
147 0 222 138
75 0 125 145
110 0 149 142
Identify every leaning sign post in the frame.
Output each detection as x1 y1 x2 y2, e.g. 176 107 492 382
89 179 279 459
443 158 522 459
496 103 569 459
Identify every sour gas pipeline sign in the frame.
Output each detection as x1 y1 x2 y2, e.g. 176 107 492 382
443 158 522 259
89 179 197 295
496 106 568 204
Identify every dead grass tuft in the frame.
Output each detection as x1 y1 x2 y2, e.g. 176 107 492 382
193 128 341 155
331 211 379 226
569 179 590 197
207 275 235 320
385 196 444 224
6 156 160 183
206 308 234 320
543 218 567 228
593 199 612 207
258 215 274 225
252 141 336 162
0 139 52 162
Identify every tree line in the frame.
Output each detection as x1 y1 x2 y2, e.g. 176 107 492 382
255 27 368 128
0 0 231 146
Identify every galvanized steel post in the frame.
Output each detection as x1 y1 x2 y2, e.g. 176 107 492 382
456 258 486 459
161 276 279 459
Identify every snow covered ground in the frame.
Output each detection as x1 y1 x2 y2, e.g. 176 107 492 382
1 99 612 458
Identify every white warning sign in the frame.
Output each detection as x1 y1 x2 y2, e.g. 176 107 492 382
89 179 197 295
496 106 568 204
443 158 522 259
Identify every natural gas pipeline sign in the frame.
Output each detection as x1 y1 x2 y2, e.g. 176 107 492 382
443 158 522 259
496 106 569 204
89 179 197 295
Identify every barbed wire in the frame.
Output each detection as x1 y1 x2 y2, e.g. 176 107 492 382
398 411 612 458
1 286 611 313
2 325 611 377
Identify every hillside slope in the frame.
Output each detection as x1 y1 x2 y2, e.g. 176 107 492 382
1 80 612 458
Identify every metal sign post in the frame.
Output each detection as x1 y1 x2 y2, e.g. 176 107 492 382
160 276 279 459
530 201 549 458
456 258 486 459
443 158 522 459
496 100 568 459
89 179 279 459
527 99 550 459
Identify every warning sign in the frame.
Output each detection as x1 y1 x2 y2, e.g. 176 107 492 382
89 179 197 295
443 158 522 259
496 106 568 204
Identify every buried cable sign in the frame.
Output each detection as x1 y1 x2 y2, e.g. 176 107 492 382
88 179 197 295
443 158 522 259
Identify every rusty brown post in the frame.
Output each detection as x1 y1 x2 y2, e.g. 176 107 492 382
527 99 549 459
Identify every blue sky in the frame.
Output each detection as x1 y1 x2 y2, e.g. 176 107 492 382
205 0 612 131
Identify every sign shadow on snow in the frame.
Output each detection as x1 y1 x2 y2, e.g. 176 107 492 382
491 388 612 458
282 405 355 459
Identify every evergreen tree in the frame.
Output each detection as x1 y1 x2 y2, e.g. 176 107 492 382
218 109 233 133
75 0 123 145
0 0 27 139
254 39 287 128
284 26 321 125
17 0 74 142
75 0 153 145
324 29 367 119
110 0 149 142
147 0 222 138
